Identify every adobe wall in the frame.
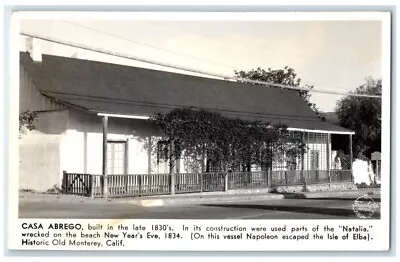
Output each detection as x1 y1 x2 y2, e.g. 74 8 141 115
19 133 61 191
62 109 187 175
19 109 71 191
19 63 69 191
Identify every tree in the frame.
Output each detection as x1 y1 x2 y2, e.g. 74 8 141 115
234 66 325 120
335 77 381 158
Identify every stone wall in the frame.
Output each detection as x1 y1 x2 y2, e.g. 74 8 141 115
271 182 357 193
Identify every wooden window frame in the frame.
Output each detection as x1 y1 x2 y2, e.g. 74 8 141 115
107 139 128 175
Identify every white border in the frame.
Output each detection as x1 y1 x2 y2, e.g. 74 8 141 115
378 9 391 252
8 10 392 252
14 11 390 21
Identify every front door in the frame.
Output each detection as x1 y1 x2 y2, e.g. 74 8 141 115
107 141 127 175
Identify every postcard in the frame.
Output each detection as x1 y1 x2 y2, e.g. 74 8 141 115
6 9 391 252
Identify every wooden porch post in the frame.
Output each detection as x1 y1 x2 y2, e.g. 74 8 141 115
377 160 380 181
349 134 353 182
147 136 152 174
301 133 305 181
124 138 129 194
327 134 331 184
102 116 108 198
170 139 176 195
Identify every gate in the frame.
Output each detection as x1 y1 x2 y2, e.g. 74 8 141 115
62 172 93 196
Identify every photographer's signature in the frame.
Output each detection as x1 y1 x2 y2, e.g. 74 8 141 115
352 194 379 219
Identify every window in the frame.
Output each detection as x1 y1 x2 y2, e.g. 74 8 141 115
107 141 127 175
157 140 170 163
310 150 320 170
206 159 221 173
156 140 170 173
287 154 298 170
156 140 182 163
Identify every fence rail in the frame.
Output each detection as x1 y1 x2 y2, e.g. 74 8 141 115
91 174 171 197
228 171 269 190
62 169 353 198
175 172 225 193
269 170 338 186
330 169 352 183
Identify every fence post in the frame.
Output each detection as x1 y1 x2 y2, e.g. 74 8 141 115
138 175 142 196
200 173 203 192
284 171 288 186
224 172 229 192
170 173 175 195
89 175 94 198
62 170 67 194
302 170 307 192
268 170 272 187
328 173 331 187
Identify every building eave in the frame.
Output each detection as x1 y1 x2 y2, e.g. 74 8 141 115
96 112 150 120
287 127 355 135
94 111 355 135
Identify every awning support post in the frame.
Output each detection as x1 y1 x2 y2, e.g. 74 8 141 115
102 115 108 198
327 133 331 184
349 134 353 182
169 139 175 195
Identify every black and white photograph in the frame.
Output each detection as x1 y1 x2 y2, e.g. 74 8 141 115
4 8 393 253
15 12 387 221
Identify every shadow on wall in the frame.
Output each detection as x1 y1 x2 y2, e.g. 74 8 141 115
30 108 162 137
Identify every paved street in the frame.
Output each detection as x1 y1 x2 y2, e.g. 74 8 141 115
19 196 380 219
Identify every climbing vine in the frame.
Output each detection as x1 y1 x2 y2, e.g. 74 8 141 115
149 107 305 173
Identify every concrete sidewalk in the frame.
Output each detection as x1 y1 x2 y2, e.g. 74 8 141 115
116 191 284 206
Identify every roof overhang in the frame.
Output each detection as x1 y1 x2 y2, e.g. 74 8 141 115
97 112 150 120
287 127 355 135
96 112 355 135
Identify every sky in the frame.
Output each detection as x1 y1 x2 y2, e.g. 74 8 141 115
19 16 383 112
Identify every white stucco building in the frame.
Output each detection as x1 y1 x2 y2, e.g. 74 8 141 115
19 51 354 193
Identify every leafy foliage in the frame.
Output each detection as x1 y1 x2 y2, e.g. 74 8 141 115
335 77 381 158
234 66 325 120
336 150 351 170
19 111 38 133
149 107 305 173
131 134 164 174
